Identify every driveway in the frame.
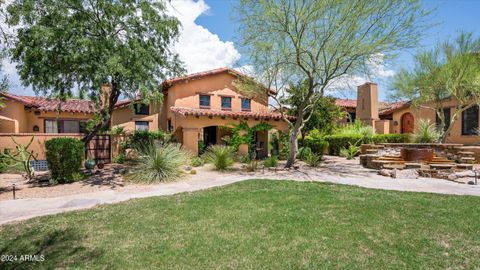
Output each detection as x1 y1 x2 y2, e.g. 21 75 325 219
1 156 479 225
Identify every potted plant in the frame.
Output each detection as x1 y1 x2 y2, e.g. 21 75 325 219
84 158 95 170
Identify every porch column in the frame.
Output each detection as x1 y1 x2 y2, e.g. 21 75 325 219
183 128 200 156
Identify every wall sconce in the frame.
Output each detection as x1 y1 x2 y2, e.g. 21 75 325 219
393 121 398 126
33 125 39 132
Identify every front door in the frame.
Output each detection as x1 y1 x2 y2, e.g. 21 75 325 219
401 113 414 133
203 126 217 146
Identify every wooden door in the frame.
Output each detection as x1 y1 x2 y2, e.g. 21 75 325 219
401 113 414 133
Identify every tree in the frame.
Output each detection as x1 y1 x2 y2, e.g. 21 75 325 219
391 32 480 142
4 0 184 143
282 80 345 141
235 0 430 167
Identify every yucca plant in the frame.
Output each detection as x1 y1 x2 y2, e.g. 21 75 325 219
128 142 190 183
203 145 235 171
413 119 441 143
305 153 322 167
339 142 360 160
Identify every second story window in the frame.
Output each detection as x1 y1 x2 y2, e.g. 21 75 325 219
134 103 149 115
241 98 251 111
221 97 232 110
199 95 210 109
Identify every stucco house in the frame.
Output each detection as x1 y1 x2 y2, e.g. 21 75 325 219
336 82 480 145
0 67 290 157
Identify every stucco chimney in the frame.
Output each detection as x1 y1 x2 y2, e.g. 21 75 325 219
356 82 379 126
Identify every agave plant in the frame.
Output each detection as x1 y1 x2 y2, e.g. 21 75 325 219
339 143 360 160
203 145 235 171
413 119 441 143
128 142 190 183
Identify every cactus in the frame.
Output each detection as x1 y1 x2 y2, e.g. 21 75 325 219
4 136 38 181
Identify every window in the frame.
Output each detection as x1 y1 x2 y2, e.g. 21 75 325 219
44 119 88 133
135 121 149 131
221 97 232 110
241 98 251 111
134 103 149 115
436 108 451 132
45 120 58 133
167 119 173 132
462 105 479 135
199 95 210 108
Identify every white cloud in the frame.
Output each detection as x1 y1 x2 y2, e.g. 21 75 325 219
168 0 241 73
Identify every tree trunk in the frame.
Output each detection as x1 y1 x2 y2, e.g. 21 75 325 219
285 126 300 167
82 82 121 145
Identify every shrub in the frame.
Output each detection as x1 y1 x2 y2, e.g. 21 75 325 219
239 155 250 164
304 131 329 155
263 156 278 168
203 145 235 171
298 146 313 160
45 138 84 183
190 156 204 167
112 153 126 164
413 119 441 143
127 143 190 183
304 153 322 167
325 133 410 155
372 134 411 144
128 130 169 150
339 143 360 160
278 132 290 160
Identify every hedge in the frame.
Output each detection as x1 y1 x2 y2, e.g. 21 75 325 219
127 130 169 149
324 134 410 155
45 137 84 183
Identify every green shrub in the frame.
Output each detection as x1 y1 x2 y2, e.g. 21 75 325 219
203 145 235 171
298 146 313 160
112 153 126 164
127 143 190 183
340 143 360 160
304 153 322 167
325 133 410 155
245 159 258 172
278 132 290 160
413 119 441 143
190 156 204 167
239 155 250 164
128 130 169 150
263 156 278 168
372 134 411 144
45 138 84 184
0 153 9 173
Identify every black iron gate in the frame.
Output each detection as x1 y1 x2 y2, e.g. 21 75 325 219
85 135 111 164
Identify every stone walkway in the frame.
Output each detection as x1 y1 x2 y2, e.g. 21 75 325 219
1 156 479 225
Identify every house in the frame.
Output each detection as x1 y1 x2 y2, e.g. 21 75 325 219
336 82 479 145
0 67 290 158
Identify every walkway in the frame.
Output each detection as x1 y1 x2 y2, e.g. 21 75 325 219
1 156 479 225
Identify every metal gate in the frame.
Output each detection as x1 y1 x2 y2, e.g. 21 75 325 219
85 135 111 164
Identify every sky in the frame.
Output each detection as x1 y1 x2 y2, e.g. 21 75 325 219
2 0 480 101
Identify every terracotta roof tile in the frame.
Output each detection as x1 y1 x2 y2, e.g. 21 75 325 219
2 92 96 113
335 99 357 108
335 98 411 115
171 107 295 121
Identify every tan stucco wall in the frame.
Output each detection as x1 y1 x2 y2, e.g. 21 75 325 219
111 103 161 132
391 98 480 145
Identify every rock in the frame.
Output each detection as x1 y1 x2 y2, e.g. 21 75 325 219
378 169 393 177
447 174 458 180
453 170 476 178
468 180 476 185
185 166 192 171
393 169 419 179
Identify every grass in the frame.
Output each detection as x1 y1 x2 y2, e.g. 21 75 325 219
1 180 479 269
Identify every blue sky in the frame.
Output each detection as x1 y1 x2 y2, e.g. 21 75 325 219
195 0 480 101
3 0 480 101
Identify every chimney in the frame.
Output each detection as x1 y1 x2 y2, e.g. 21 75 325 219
356 82 379 126
100 84 112 108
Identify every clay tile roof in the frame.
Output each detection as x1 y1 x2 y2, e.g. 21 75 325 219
171 106 296 121
379 101 411 115
335 99 357 108
1 92 96 113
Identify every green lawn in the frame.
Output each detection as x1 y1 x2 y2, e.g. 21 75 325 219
1 180 479 269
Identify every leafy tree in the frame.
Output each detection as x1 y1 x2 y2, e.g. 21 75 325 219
235 0 430 167
391 32 480 142
4 0 184 143
283 80 345 140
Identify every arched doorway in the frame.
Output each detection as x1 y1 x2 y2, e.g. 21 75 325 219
401 112 414 133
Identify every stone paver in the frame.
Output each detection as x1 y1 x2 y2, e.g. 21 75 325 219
1 156 479 225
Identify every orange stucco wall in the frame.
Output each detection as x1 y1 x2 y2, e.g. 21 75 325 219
391 98 480 145
111 103 161 132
